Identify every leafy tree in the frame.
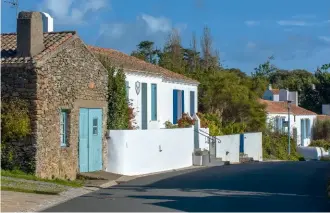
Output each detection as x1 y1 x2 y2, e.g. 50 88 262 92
158 29 186 74
252 56 277 78
131 41 160 64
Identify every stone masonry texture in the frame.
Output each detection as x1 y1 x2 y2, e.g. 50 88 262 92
1 37 108 180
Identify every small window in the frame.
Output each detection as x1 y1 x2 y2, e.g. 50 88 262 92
60 110 69 147
93 118 98 135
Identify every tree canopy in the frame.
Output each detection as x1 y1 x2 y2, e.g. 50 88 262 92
129 27 330 133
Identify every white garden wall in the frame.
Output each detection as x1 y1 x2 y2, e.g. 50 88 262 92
297 146 328 160
125 72 198 130
215 134 240 163
107 128 194 176
243 132 263 161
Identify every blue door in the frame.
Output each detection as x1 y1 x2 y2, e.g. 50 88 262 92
240 134 244 153
79 108 103 172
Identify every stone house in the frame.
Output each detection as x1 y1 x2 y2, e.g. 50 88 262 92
1 11 108 180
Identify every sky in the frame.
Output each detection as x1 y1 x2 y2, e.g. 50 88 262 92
1 0 330 74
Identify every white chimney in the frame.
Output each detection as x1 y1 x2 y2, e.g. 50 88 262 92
279 89 288 102
322 104 330 115
268 84 272 90
41 12 53 32
289 91 298 106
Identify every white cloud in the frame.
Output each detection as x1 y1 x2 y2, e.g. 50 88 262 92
41 0 108 25
244 20 260 27
99 23 125 38
277 20 308 26
141 14 172 33
319 36 330 43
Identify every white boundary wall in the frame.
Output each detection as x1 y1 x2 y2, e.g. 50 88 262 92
107 128 194 176
243 132 263 161
297 146 329 160
216 134 240 163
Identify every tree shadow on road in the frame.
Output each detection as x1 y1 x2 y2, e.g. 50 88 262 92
127 193 330 212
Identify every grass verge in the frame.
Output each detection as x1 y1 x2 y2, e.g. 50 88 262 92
0 186 60 195
1 170 84 187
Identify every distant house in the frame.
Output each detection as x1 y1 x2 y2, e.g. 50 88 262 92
88 46 199 129
1 12 108 179
259 99 317 146
263 85 298 106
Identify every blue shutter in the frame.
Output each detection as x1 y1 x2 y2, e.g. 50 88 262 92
301 119 306 142
173 90 178 124
181 90 184 114
190 91 195 116
141 83 148 129
151 84 157 121
306 119 311 138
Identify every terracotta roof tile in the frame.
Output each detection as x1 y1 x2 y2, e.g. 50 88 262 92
270 89 280 94
88 46 199 84
1 31 75 64
259 99 317 115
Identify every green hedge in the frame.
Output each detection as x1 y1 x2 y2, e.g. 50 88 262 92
263 130 301 161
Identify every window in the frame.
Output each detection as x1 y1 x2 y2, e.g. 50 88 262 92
93 118 98 135
151 84 157 121
60 110 69 147
190 91 195 116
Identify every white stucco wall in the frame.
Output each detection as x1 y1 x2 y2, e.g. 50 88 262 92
243 132 263 161
107 128 194 176
125 72 198 129
216 134 240 163
297 146 329 160
266 113 317 146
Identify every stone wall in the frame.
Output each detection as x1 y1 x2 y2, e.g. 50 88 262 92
34 38 108 180
1 66 38 173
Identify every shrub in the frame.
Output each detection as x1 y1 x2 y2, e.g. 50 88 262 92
313 119 330 141
1 99 31 142
164 121 178 129
309 139 330 150
1 98 33 172
262 129 301 161
177 113 195 128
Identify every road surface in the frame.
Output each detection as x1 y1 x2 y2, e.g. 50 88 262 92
44 161 330 212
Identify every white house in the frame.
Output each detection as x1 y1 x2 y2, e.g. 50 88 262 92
89 46 199 129
259 99 317 146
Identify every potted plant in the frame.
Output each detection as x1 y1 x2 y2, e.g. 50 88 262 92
192 149 210 166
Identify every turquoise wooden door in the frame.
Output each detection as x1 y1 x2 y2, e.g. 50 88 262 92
79 108 103 172
79 109 89 172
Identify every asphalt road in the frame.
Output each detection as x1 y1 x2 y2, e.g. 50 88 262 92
44 161 330 212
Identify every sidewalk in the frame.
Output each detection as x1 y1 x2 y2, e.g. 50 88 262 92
1 172 130 212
